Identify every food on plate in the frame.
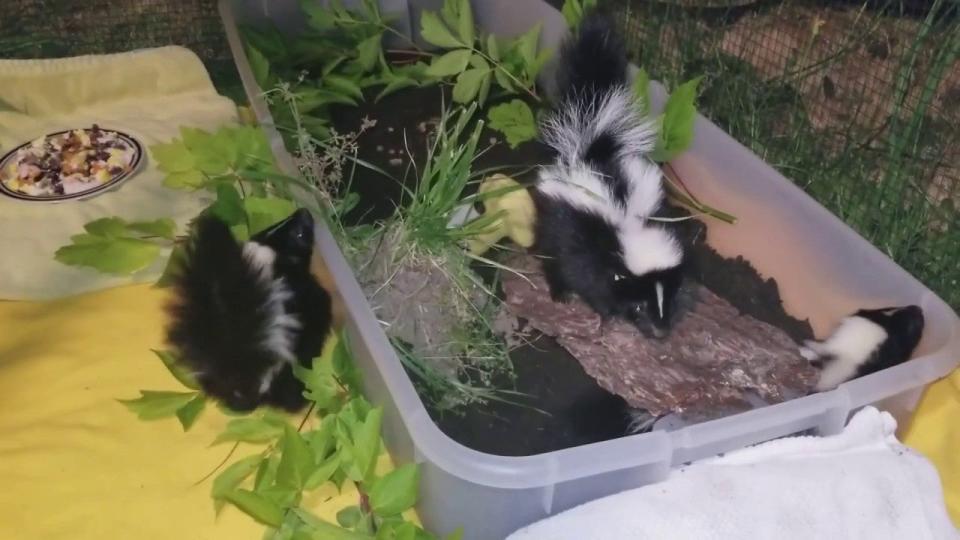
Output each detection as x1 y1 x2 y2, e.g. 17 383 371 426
0 125 138 198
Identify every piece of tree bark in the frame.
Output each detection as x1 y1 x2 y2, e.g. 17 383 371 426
501 255 817 417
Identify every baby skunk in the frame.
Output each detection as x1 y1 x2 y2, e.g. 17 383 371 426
532 13 684 338
167 208 332 412
800 305 924 392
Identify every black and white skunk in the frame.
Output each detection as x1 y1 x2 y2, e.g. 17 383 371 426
800 305 924 391
167 208 332 412
532 14 684 338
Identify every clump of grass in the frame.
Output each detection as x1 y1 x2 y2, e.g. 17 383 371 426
326 104 516 412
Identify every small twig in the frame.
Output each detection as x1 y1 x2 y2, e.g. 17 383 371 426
296 402 317 433
193 441 242 486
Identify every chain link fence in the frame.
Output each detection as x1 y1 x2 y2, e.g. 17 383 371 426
612 0 960 307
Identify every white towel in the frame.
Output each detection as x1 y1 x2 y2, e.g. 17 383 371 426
508 407 958 540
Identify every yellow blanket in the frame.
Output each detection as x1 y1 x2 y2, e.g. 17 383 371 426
904 372 960 527
0 46 237 300
0 284 389 539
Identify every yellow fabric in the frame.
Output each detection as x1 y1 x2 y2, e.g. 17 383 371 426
903 370 960 528
0 284 400 539
466 174 536 256
0 47 237 300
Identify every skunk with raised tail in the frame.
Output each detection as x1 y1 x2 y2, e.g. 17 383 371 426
532 14 684 338
167 208 332 412
800 305 924 391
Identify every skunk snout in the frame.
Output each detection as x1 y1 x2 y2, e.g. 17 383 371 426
628 304 671 339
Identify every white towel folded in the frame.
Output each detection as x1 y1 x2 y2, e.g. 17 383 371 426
508 407 958 540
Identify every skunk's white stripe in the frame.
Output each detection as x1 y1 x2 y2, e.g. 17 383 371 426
622 156 664 219
258 360 288 394
537 164 622 224
540 86 656 166
242 241 302 363
655 281 664 318
618 219 683 275
242 242 277 279
812 316 888 391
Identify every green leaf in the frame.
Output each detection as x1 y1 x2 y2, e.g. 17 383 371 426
493 65 516 92
477 71 492 106
456 0 474 46
352 407 383 483
375 76 417 102
84 217 127 238
369 464 419 516
209 183 247 227
486 34 500 61
336 505 363 528
163 169 205 190
151 139 194 173
487 100 538 148
212 454 264 513
517 24 541 70
259 483 301 508
175 394 206 431
425 49 472 78
277 425 315 490
439 0 460 29
651 76 702 162
326 74 366 101
632 68 651 118
55 237 161 275
561 0 581 27
355 34 382 73
118 390 197 420
299 0 335 30
223 489 284 527
255 453 281 492
127 218 177 240
452 68 489 103
419 11 463 49
151 349 200 390
214 416 286 445
303 453 340 490
247 44 272 89
443 528 464 540
243 196 296 235
307 414 337 461
291 514 374 540
331 337 361 391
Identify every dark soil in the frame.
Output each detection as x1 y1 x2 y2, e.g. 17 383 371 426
332 85 814 457
330 85 551 226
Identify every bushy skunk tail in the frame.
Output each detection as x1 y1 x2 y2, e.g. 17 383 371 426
555 13 628 104
167 214 300 390
542 13 655 169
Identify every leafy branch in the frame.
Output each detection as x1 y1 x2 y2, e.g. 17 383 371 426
419 0 551 106
633 70 737 225
121 333 460 540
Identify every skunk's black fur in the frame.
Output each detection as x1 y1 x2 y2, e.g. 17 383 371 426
533 13 685 338
167 208 332 412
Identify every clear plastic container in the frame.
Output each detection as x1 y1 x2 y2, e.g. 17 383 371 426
219 1 960 538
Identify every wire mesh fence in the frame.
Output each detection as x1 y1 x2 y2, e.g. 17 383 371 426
0 0 243 101
612 0 960 307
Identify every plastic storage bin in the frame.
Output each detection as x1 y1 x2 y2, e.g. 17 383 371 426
219 1 960 538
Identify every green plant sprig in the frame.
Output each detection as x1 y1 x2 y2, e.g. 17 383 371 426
419 0 551 106
633 70 737 225
121 334 461 540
